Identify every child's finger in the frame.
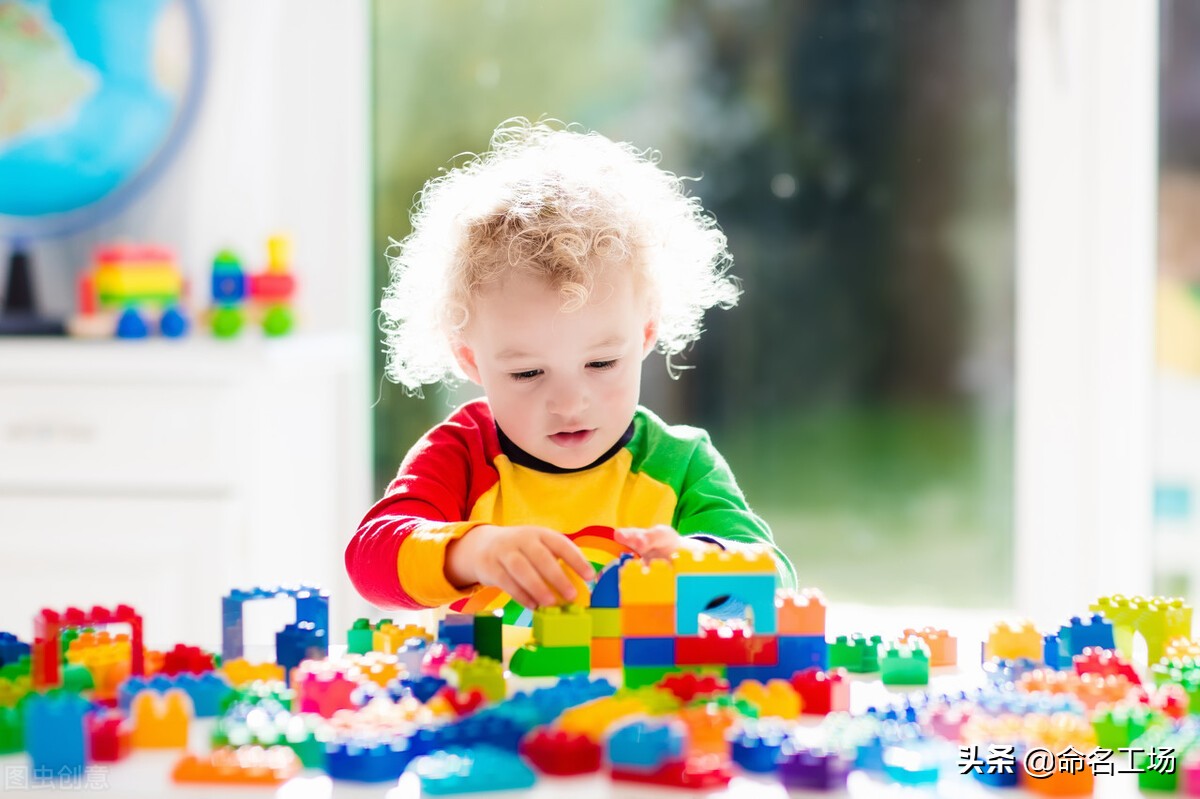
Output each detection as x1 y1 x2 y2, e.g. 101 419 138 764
526 544 578 603
504 554 558 607
543 534 597 582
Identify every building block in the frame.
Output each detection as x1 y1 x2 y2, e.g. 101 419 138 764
120 672 233 717
520 727 602 775
734 679 801 719
880 640 931 686
623 636 676 667
591 637 622 669
376 622 435 654
0 705 22 754
421 642 476 677
277 622 328 683
347 619 374 655
1042 633 1071 670
657 672 729 703
775 589 826 635
984 619 1043 662
509 645 590 678
473 612 503 661
87 709 131 762
0 633 30 668
676 574 777 635
173 745 301 785
0 673 30 710
131 688 192 748
779 634 829 672
294 671 357 718
676 630 778 667
621 603 675 637
671 546 777 574
438 614 476 648
1059 613 1116 656
608 718 686 770
731 723 786 773
533 605 592 648
408 744 536 794
1090 704 1155 750
221 659 285 686
443 656 506 702
590 607 621 639
32 604 144 690
222 585 329 662
623 665 677 689
829 634 883 673
160 644 216 676
393 675 447 703
788 667 849 715
589 554 631 609
619 559 676 606
1074 646 1140 685
779 748 853 791
23 689 90 777
326 739 415 782
427 686 488 718
676 704 736 757
902 627 957 667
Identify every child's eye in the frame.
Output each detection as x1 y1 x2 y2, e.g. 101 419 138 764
588 360 618 371
510 369 542 382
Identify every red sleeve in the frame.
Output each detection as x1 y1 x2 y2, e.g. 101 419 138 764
344 400 502 610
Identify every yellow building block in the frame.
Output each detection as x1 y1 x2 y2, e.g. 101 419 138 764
734 679 802 719
534 605 592 647
671 545 776 575
131 689 192 749
984 619 1042 662
221 660 285 687
618 559 676 605
590 607 621 639
558 695 650 739
374 623 433 653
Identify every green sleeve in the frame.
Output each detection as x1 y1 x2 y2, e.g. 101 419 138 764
670 431 798 590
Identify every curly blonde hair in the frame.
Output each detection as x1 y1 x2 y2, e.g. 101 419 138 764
381 118 740 391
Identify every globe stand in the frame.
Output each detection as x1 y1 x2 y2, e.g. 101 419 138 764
0 247 66 336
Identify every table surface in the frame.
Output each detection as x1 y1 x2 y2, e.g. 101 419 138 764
0 604 1171 798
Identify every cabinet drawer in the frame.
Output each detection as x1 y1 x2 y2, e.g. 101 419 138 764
0 383 243 491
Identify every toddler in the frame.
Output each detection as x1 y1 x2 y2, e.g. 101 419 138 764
346 119 796 625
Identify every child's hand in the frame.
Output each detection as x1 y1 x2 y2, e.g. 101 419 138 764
445 524 596 608
614 524 719 561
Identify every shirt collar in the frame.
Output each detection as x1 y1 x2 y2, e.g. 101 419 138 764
495 420 635 474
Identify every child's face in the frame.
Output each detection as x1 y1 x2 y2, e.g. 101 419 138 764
453 264 657 470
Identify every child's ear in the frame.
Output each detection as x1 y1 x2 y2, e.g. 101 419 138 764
641 319 658 358
452 341 483 384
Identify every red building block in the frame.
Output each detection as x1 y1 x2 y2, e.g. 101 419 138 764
33 605 145 690
160 644 216 676
612 756 733 790
520 727 602 775
431 686 486 717
87 710 132 762
1073 646 1140 686
656 672 730 703
294 672 357 718
790 667 851 715
676 631 778 667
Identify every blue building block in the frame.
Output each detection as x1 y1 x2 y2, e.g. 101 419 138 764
726 665 788 686
779 635 828 671
731 724 786 773
438 614 475 648
118 675 175 712
882 741 943 785
676 574 777 635
23 690 91 778
608 720 685 771
409 744 536 795
589 554 632 609
0 633 30 668
119 673 233 718
277 622 328 684
1042 634 1071 670
222 585 329 661
326 738 415 782
1059 614 1115 657
623 636 675 667
412 714 527 756
392 675 446 704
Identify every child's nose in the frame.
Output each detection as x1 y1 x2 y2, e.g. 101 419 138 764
547 380 588 417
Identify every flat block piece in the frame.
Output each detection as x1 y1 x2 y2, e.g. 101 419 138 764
676 574 778 636
623 636 676 667
326 739 414 782
621 604 676 637
590 608 621 639
619 560 676 605
533 606 592 648
508 645 590 678
591 637 623 669
676 632 778 667
775 589 827 635
671 546 777 574
608 719 685 770
173 745 301 784
902 627 957 667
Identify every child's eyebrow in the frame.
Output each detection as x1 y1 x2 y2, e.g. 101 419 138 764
495 335 626 362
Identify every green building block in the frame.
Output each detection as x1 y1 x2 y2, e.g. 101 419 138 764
622 665 675 689
0 706 22 754
533 606 592 648
614 685 682 713
1091 705 1158 751
880 640 930 686
829 634 883 673
590 608 621 639
473 612 503 662
0 674 31 708
445 656 507 702
61 663 94 694
347 618 374 655
509 645 590 678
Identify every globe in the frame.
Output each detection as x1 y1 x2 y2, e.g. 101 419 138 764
0 0 205 236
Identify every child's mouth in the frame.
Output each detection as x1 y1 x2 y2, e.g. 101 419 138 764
550 429 595 447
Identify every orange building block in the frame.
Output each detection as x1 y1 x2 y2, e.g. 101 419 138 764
374 623 434 653
985 619 1042 662
621 604 675 637
677 705 736 758
173 746 301 785
775 589 826 636
221 659 285 687
131 689 192 748
903 627 957 667
591 637 622 669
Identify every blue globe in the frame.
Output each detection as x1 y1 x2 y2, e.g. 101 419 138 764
0 0 204 235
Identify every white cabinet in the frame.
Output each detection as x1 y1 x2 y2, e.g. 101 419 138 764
0 335 371 653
